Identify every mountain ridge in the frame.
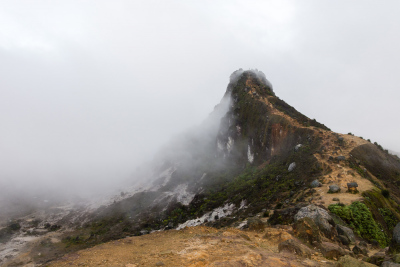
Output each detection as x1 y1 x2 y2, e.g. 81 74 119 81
2 69 400 266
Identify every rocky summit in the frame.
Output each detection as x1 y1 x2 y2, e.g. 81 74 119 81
2 69 400 266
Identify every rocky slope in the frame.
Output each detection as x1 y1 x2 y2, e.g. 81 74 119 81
2 69 400 266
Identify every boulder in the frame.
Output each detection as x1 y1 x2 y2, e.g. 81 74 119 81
338 235 351 246
381 262 400 267
319 241 349 259
294 204 336 240
347 182 359 193
393 253 400 263
336 225 356 244
391 223 400 252
329 185 341 193
336 255 377 267
311 180 322 188
278 239 313 258
293 217 321 245
367 251 387 265
288 162 296 172
295 144 303 151
333 198 340 201
337 156 346 161
352 244 369 256
315 213 336 239
294 204 333 223
246 217 265 232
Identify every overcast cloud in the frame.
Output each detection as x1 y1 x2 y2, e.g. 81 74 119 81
1 1 400 196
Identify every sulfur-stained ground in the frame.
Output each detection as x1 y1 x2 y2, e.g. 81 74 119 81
48 226 335 267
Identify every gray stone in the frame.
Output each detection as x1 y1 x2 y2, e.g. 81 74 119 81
368 251 387 265
311 180 322 188
338 235 350 246
294 204 333 223
393 223 400 244
393 253 400 263
319 241 348 259
295 144 303 151
315 213 336 239
288 162 296 172
333 198 340 201
353 245 369 256
337 156 346 161
278 239 313 258
347 182 358 188
329 184 341 193
336 225 356 244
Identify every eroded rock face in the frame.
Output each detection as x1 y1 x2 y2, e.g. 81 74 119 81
278 239 313 258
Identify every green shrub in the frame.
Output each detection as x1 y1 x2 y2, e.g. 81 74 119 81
328 202 388 247
381 189 390 198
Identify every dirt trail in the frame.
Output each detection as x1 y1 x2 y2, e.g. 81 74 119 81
311 132 375 208
48 226 335 267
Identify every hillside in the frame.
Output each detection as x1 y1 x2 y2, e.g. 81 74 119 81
2 69 400 266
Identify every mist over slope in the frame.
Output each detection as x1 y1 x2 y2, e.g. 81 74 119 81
3 69 400 267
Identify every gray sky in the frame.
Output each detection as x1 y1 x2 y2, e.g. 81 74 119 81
1 1 400 194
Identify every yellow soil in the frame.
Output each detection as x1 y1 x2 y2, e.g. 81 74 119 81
48 226 334 267
311 133 375 208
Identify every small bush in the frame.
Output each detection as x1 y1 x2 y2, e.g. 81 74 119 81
328 201 388 247
263 211 270 217
381 189 390 198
